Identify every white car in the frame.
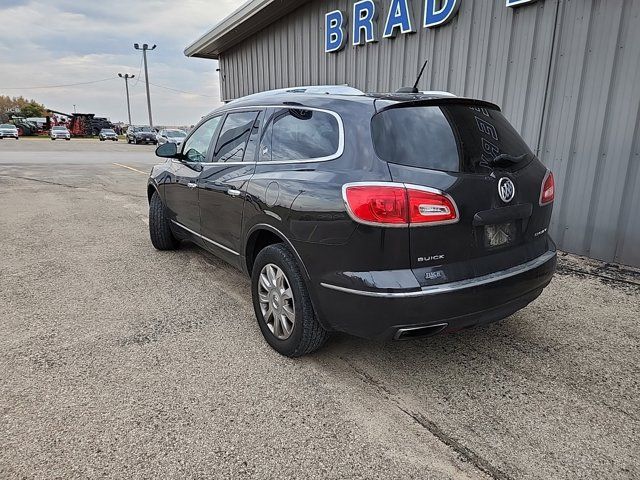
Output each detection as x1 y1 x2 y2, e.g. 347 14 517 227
0 124 19 140
156 129 187 147
50 125 71 141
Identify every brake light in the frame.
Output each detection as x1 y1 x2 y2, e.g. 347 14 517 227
343 185 408 225
540 171 555 205
343 183 458 226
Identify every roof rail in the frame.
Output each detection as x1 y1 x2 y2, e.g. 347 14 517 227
230 85 365 103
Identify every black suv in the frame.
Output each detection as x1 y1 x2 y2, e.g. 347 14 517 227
127 126 157 145
147 86 557 357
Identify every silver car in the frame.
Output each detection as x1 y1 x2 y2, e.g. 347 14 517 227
156 129 187 147
99 128 119 141
51 126 71 141
0 124 19 140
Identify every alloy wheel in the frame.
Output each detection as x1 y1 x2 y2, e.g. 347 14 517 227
258 263 295 340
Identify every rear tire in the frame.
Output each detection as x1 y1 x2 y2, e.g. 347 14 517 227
149 191 178 251
252 244 329 357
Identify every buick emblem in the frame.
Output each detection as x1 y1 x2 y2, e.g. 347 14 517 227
498 177 515 203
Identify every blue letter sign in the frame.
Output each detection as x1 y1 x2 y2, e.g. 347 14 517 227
424 0 460 28
325 10 347 53
324 0 541 53
383 0 416 38
506 0 538 6
507 0 537 7
353 0 379 45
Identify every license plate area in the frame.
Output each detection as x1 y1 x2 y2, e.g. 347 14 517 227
484 222 517 248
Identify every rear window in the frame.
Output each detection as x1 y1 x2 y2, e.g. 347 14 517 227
371 105 533 173
260 109 340 162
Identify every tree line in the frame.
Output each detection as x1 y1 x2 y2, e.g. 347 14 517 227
0 95 47 118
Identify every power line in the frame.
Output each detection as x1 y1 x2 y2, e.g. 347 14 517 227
0 77 117 90
148 82 217 98
130 55 144 87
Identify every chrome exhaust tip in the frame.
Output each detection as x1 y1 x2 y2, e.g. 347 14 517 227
394 323 448 340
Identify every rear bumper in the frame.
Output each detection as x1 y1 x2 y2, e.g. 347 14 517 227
313 247 557 340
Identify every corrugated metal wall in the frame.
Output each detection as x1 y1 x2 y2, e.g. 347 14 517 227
218 0 640 266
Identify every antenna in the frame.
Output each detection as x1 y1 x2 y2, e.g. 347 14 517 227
396 59 429 94
413 59 429 91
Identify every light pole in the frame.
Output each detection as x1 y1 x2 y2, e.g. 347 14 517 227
134 43 156 128
118 73 135 125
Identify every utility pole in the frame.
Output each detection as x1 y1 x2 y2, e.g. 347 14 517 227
134 43 156 128
118 73 135 125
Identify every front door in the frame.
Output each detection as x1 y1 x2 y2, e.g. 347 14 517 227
199 110 263 266
163 115 222 233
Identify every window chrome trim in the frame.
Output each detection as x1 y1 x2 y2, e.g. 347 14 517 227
197 105 345 166
320 250 556 298
171 220 240 256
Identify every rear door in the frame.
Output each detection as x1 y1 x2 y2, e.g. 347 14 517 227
371 102 552 284
198 109 263 265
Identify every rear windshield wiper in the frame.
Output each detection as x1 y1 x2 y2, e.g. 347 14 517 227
483 153 530 168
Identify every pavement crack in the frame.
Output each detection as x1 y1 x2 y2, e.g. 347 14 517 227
398 407 514 480
340 356 511 480
0 174 81 189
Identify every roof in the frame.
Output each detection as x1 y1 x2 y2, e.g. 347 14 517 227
197 86 499 119
185 0 310 59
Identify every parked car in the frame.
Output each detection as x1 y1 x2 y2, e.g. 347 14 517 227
157 129 187 147
50 125 71 140
127 126 157 145
147 86 557 357
0 123 19 140
98 128 118 141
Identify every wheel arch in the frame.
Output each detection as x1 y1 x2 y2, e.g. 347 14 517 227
147 183 159 204
244 224 310 280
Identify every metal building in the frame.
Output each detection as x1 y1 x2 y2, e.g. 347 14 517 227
185 0 640 267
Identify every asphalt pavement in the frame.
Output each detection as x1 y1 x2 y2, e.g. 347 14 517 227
1 138 638 479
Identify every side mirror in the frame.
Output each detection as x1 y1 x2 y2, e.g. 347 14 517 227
156 142 178 159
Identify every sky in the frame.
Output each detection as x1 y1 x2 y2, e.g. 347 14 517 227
0 0 242 125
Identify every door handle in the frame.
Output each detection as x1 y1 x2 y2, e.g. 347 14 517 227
187 182 197 189
227 189 242 197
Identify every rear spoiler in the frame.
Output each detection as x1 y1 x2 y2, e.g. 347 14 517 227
374 97 501 114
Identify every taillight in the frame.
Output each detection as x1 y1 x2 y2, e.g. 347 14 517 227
343 183 458 227
540 171 555 206
407 189 458 225
343 185 408 225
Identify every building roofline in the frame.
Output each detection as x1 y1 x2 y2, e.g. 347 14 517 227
184 0 309 59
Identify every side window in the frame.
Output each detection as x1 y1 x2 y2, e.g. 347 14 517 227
261 108 340 162
182 116 222 163
212 111 260 163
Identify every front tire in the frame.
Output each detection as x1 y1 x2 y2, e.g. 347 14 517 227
149 191 178 251
252 244 329 357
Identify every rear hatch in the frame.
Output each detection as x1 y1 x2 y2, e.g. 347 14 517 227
371 99 553 287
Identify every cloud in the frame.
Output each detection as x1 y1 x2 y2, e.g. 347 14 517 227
0 0 241 125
